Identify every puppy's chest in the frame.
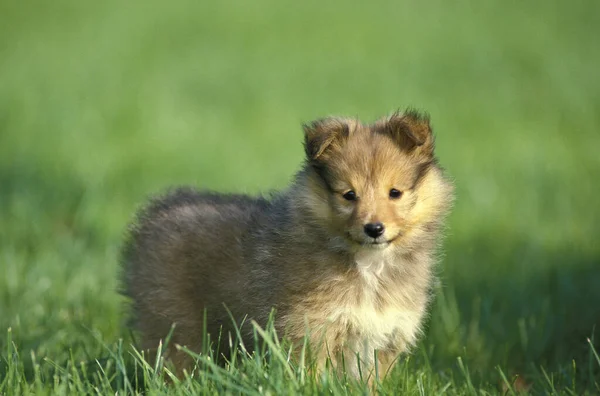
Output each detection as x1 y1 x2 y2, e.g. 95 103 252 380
328 251 425 351
327 296 421 351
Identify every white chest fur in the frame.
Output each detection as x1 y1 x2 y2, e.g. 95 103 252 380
325 248 424 371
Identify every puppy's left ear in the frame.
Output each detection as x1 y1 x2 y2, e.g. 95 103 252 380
380 109 434 157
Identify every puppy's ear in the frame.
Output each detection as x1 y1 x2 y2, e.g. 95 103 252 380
303 117 350 161
381 109 434 157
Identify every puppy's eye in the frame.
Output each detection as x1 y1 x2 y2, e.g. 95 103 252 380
389 189 403 199
342 190 357 201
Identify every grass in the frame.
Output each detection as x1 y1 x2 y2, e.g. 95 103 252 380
1 0 599 393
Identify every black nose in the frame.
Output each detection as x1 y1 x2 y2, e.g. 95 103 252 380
364 222 385 238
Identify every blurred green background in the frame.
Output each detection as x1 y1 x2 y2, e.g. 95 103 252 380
1 0 599 391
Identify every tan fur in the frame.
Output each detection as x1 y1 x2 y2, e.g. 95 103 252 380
122 109 454 379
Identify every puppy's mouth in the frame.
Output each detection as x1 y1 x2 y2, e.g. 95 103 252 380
361 239 394 248
347 233 400 248
365 241 389 245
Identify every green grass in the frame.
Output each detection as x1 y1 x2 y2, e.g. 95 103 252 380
1 0 599 393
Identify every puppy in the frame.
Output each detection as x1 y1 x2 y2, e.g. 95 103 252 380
122 109 454 379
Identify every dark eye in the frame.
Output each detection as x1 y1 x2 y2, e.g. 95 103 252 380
342 190 357 201
389 189 403 199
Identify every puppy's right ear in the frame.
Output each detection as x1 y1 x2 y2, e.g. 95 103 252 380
303 117 350 162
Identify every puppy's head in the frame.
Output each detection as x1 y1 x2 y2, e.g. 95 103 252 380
301 109 452 250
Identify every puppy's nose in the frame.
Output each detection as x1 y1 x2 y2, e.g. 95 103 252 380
364 222 385 238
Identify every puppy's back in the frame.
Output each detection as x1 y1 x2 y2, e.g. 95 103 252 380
121 187 266 363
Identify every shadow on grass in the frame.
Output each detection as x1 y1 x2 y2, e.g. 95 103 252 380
426 232 600 389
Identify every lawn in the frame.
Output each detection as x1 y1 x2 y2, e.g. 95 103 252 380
1 0 599 394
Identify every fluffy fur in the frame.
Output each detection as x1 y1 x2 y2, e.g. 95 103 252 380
121 109 454 378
